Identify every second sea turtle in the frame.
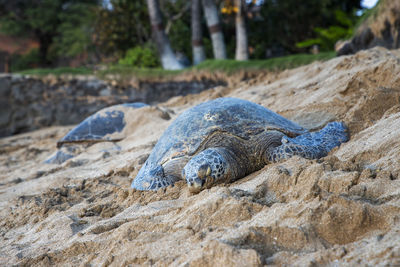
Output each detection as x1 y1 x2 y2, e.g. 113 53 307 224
45 102 151 164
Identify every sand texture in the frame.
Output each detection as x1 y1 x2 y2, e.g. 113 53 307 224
1 47 400 266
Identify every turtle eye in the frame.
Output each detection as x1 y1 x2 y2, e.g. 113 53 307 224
197 164 211 179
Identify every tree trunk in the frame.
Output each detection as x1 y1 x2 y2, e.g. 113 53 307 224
5 53 10 73
36 32 52 67
146 0 184 70
202 0 226 59
235 0 248 60
191 0 206 65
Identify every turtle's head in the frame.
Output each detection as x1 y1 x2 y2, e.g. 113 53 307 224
183 148 228 193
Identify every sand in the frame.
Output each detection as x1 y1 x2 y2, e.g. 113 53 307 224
1 47 400 266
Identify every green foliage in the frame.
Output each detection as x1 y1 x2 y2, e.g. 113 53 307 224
0 0 361 69
0 0 100 66
54 2 98 57
296 10 356 51
118 45 160 68
96 0 194 63
10 49 40 72
0 15 27 36
167 18 192 60
246 0 362 56
95 1 150 56
0 0 59 36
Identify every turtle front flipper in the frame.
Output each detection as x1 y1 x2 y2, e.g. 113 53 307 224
183 147 247 193
268 122 349 162
131 162 180 190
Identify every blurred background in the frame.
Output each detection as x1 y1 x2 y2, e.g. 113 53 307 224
0 0 383 73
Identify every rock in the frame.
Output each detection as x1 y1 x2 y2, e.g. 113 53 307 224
337 1 400 56
0 100 11 135
0 76 11 97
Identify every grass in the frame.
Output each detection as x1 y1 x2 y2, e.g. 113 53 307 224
96 65 182 80
193 51 335 73
17 66 93 76
97 51 336 79
17 51 336 79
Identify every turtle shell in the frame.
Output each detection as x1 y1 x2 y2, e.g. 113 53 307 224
147 97 307 167
57 102 148 148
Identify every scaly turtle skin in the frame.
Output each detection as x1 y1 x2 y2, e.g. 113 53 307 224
131 97 349 192
45 102 148 164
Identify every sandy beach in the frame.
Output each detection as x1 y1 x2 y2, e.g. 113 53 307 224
1 47 400 266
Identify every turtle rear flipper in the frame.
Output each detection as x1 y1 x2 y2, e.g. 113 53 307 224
268 122 349 161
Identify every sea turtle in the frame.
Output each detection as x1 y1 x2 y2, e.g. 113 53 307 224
131 97 349 193
45 102 151 164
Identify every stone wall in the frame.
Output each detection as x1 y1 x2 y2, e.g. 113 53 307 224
0 74 224 137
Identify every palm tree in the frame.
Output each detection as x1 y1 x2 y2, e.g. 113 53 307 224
202 0 227 59
146 0 184 70
192 0 206 64
235 0 249 60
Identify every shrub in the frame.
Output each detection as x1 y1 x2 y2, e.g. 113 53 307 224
10 49 41 72
296 10 357 51
118 45 160 68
